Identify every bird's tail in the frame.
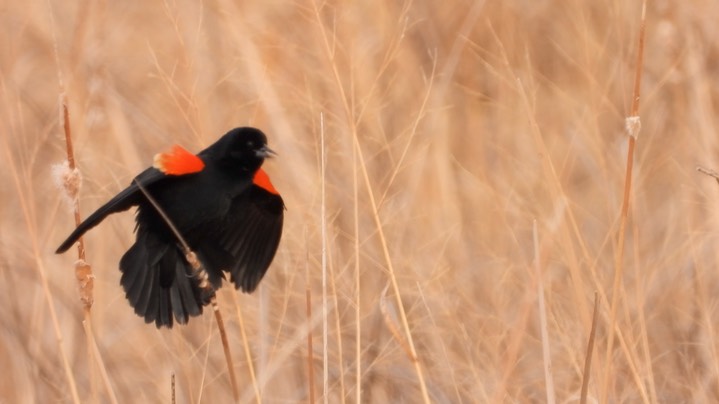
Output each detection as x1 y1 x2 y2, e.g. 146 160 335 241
55 186 139 253
119 227 223 328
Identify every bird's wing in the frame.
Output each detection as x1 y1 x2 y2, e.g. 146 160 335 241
55 167 172 253
119 222 210 328
56 144 205 254
214 186 285 292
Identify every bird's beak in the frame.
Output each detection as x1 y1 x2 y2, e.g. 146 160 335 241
256 145 277 158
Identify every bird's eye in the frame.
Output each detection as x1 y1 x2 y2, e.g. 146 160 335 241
246 141 254 148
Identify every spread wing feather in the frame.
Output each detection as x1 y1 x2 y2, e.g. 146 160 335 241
55 168 170 253
218 187 284 292
89 181 282 328
119 226 204 327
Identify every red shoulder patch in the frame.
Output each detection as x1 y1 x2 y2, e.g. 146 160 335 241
253 168 279 195
153 145 205 175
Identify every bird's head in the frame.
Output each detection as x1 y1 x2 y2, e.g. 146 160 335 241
215 127 276 172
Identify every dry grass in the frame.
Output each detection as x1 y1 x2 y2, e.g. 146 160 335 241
2 0 719 402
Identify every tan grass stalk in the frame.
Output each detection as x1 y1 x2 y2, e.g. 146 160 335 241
256 301 330 393
601 1 648 402
693 167 719 396
316 113 349 403
311 3 430 401
377 55 436 210
493 199 566 401
379 284 413 361
353 128 362 404
352 105 431 403
328 244 347 403
306 227 316 403
488 21 594 330
58 94 120 404
59 97 93 310
534 221 556 404
211 298 239 400
57 95 90 396
603 315 650 403
197 321 213 402
320 112 329 403
491 263 537 403
306 285 316 403
38 259 82 403
81 319 118 404
632 212 658 403
580 292 600 404
133 180 239 400
6 146 80 402
43 0 88 400
231 293 262 404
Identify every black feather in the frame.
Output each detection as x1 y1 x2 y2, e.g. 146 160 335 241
56 127 284 328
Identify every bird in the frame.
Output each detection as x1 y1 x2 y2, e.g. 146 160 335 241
56 127 284 328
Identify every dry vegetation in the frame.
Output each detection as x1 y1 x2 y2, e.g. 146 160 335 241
2 0 719 402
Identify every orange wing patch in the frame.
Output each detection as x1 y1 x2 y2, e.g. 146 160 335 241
153 145 205 175
253 168 279 195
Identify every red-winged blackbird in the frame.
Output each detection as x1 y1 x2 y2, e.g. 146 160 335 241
56 127 284 328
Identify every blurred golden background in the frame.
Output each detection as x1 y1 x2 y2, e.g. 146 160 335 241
2 0 718 402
